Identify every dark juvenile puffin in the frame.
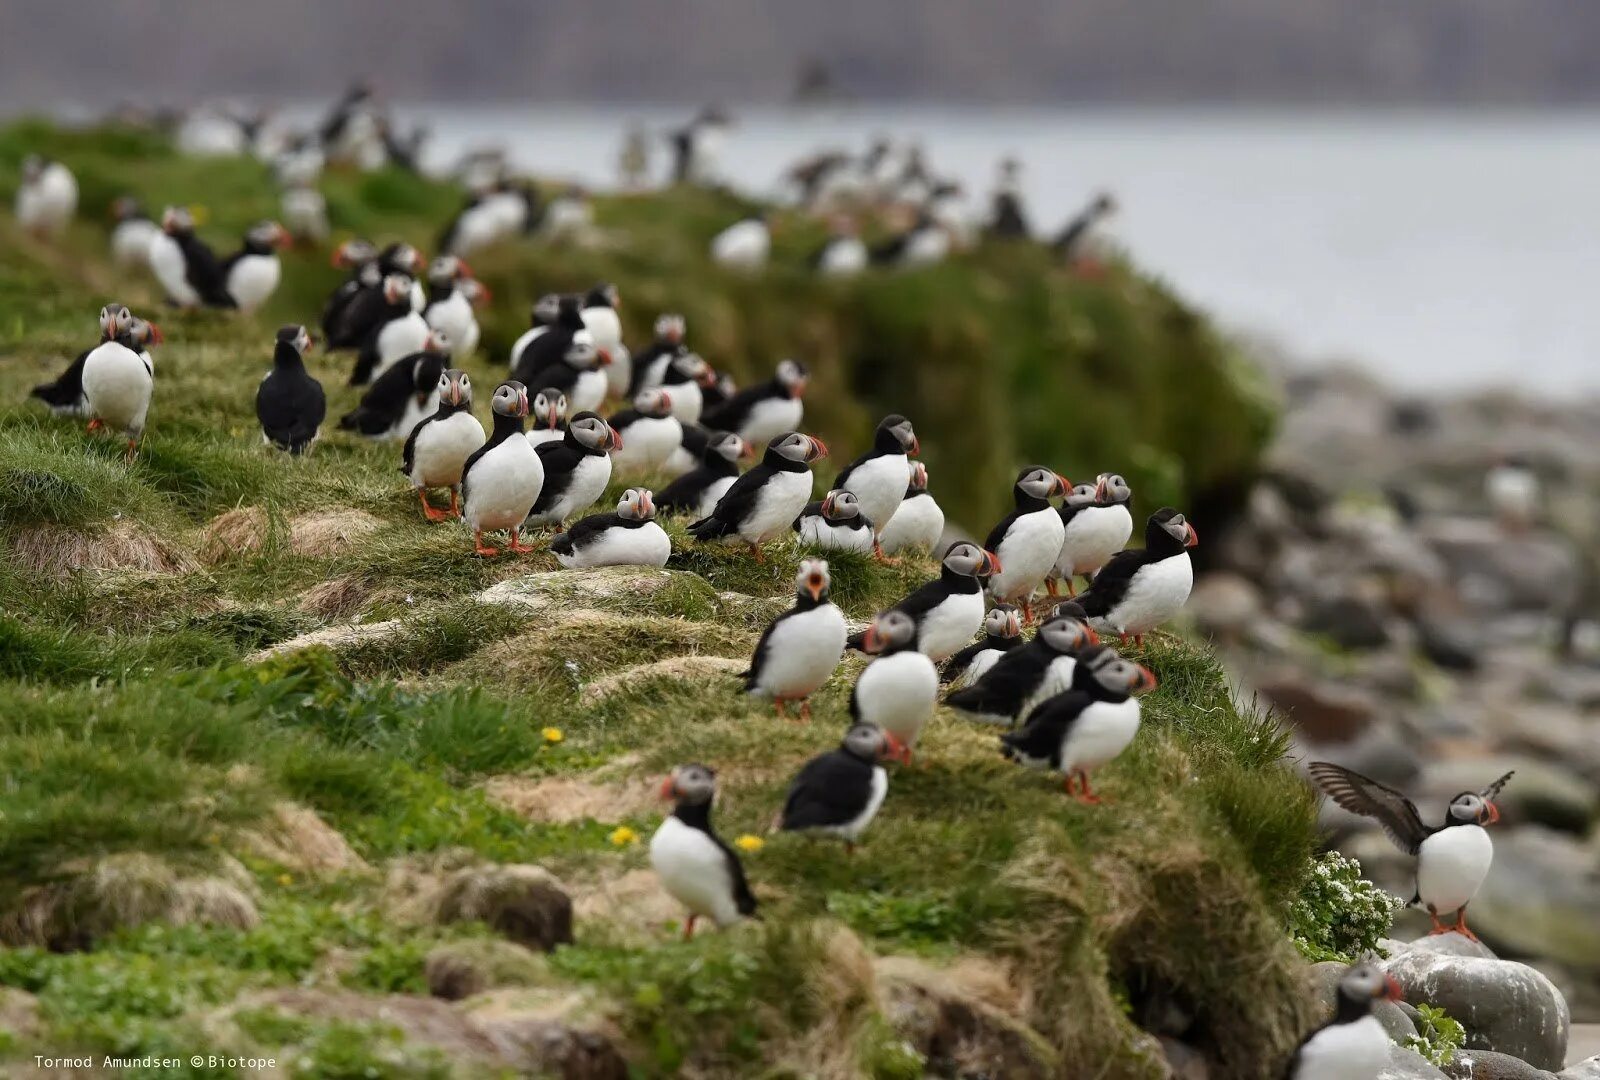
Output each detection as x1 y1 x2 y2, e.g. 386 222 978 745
351 274 431 387
946 607 1099 726
607 388 682 475
688 431 829 561
255 324 326 455
218 220 290 313
507 293 566 372
401 369 484 521
878 461 945 556
700 358 807 450
655 430 747 519
524 412 622 529
984 466 1070 622
1308 763 1513 941
649 764 758 940
999 646 1156 803
793 489 874 554
32 303 133 416
628 313 687 395
833 414 919 558
1282 962 1402 1080
846 541 1000 662
742 558 847 720
552 487 670 569
942 605 1023 688
338 329 451 439
524 387 570 449
1050 473 1135 597
459 381 544 556
775 722 902 852
148 206 227 309
1077 507 1197 644
851 610 938 763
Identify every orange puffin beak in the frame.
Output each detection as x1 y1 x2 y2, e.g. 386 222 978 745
1484 802 1501 825
658 390 673 409
909 434 921 457
146 323 165 345
1094 477 1108 501
790 377 808 399
805 574 826 602
861 623 882 654
1054 473 1071 496
516 387 530 417
982 549 1003 576
806 436 829 461
1130 665 1158 694
596 348 613 367
879 732 906 761
1185 523 1199 548
1382 974 1403 1002
658 775 676 800
608 425 624 451
737 437 755 461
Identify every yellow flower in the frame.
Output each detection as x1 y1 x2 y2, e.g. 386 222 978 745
608 826 638 847
542 727 564 744
734 834 765 853
276 873 293 887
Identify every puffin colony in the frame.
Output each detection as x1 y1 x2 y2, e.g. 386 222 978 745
15 106 1517 1077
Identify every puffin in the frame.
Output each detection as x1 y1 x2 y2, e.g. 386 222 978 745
878 461 945 556
31 303 134 416
319 239 381 344
670 106 731 185
542 184 595 243
999 645 1156 802
986 157 1031 241
15 155 78 238
1308 762 1513 941
607 388 682 475
1077 507 1198 644
350 274 430 386
833 414 919 558
255 325 326 455
851 610 938 763
511 296 588 383
811 218 868 277
742 558 848 720
338 330 450 439
687 431 828 561
870 210 949 269
525 387 570 449
551 487 670 569
109 196 160 267
506 293 566 372
437 190 506 258
656 350 719 426
1053 191 1118 272
793 489 874 554
656 430 747 519
700 359 807 450
148 206 227 309
628 313 687 395
710 213 770 271
578 284 626 398
218 220 290 312
401 368 484 521
459 381 545 556
520 333 609 416
941 605 1024 689
1283 962 1403 1080
946 608 1099 726
650 763 758 940
1050 472 1134 597
846 541 999 662
775 722 901 852
524 411 622 529
281 181 329 246
983 466 1070 622
82 315 157 460
422 256 487 359
663 420 716 478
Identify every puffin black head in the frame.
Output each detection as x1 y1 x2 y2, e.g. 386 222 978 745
874 414 919 456
530 293 563 328
617 487 656 521
1091 191 1118 217
667 351 718 389
410 351 448 406
632 387 673 419
99 304 133 342
1039 613 1098 655
942 540 1002 581
161 206 195 235
654 312 686 344
707 430 747 465
381 273 413 307
532 387 568 430
775 359 809 399
660 763 716 806
427 254 470 287
422 327 452 357
985 605 1023 641
276 324 313 355
1336 962 1402 1015
1146 508 1198 553
111 195 145 223
565 335 603 371
1078 647 1157 698
555 295 586 329
490 380 530 419
769 431 828 466
569 411 622 453
244 220 290 253
841 721 902 764
1095 473 1133 507
331 238 378 270
860 609 917 656
585 282 620 310
438 369 472 408
819 489 862 523
795 557 831 604
1049 599 1089 624
379 242 422 276
906 461 929 495
1015 465 1069 506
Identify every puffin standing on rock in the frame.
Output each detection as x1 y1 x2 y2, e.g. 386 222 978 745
1077 507 1197 644
701 358 807 450
650 764 758 940
552 488 670 569
524 412 622 529
401 369 483 521
878 461 945 556
460 381 544 556
689 431 828 561
984 466 1070 622
833 414 919 560
656 431 747 519
1308 763 1513 941
742 558 847 720
847 541 999 663
942 605 1023 688
1050 473 1134 597
1283 962 1403 1080
851 610 938 763
255 325 326 455
775 722 902 853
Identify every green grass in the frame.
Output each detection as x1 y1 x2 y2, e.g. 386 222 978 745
0 119 1319 1077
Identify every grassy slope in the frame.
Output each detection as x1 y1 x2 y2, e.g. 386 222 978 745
0 121 1314 1078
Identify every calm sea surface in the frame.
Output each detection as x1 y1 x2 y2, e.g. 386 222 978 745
394 105 1600 395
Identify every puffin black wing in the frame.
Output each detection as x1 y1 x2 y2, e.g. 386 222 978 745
945 645 1049 719
399 412 435 476
700 381 768 433
339 359 415 435
551 512 624 556
1075 547 1146 618
31 349 90 409
656 467 713 515
258 371 327 454
329 287 386 350
709 834 759 917
176 233 230 306
1000 692 1086 763
982 509 1025 556
688 464 773 540
1306 762 1431 855
528 441 581 515
941 639 993 685
780 751 872 831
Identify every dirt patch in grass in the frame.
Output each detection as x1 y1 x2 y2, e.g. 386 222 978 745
10 521 198 579
198 505 268 564
578 655 749 702
297 575 376 620
571 867 684 940
238 802 372 878
290 508 384 556
248 618 404 661
484 775 658 825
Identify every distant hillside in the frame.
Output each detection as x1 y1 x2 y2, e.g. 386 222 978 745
4 0 1600 108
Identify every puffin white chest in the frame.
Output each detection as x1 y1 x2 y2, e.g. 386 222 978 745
697 477 737 519
1416 825 1493 914
665 381 704 425
752 605 847 699
903 228 950 266
1103 553 1193 637
148 234 200 306
880 493 945 555
612 416 682 473
81 342 152 436
558 521 671 569
375 314 430 378
226 254 281 313
738 468 814 544
581 307 622 355
464 437 544 531
842 453 910 534
526 427 565 449
796 514 873 553
855 651 938 748
990 508 1066 602
712 221 769 268
955 647 1005 689
916 590 985 662
1059 698 1141 773
570 370 608 414
741 396 804 448
1059 504 1134 577
112 219 159 266
448 204 501 257
530 453 612 526
394 387 441 441
649 817 742 927
426 293 477 358
411 411 485 487
1291 1014 1389 1080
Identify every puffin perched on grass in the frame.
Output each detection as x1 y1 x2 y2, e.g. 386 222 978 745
1050 473 1134 597
942 605 1023 689
688 431 828 562
1077 507 1197 644
551 487 670 569
524 412 621 530
946 606 1099 726
401 369 483 521
793 489 874 554
339 329 451 439
32 303 134 416
833 414 919 560
851 610 938 763
656 430 747 519
460 381 544 556
82 314 159 460
847 541 998 663
984 466 1069 623
742 558 847 720
701 358 807 450
775 722 902 853
650 764 757 940
255 325 326 455
879 461 945 556
525 388 569 448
